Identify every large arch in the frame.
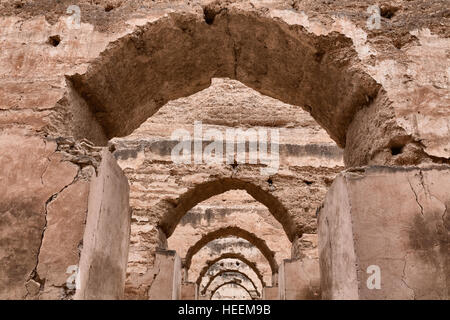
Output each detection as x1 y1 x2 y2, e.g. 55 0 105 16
201 269 260 296
67 8 380 159
160 177 296 241
184 226 277 273
210 281 254 300
196 253 266 287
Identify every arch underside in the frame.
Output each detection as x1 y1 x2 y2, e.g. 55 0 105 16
66 8 382 301
210 281 254 300
196 252 266 287
160 178 297 241
184 226 278 273
202 269 260 296
68 9 380 150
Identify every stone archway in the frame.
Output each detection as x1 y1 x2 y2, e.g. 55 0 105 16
56 9 410 298
196 253 266 288
210 281 254 300
67 7 376 298
65 9 385 167
201 269 260 297
58 7 411 301
184 226 278 274
158 177 296 241
125 155 334 297
0 0 448 302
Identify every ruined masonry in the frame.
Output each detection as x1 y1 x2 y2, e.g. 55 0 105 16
0 0 448 300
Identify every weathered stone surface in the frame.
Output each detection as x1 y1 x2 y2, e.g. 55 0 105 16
168 190 292 285
0 130 80 299
147 249 182 300
210 281 254 300
0 0 448 300
111 75 335 298
75 149 130 300
1 1 446 165
37 178 90 300
278 257 320 300
198 252 266 291
205 269 259 299
318 165 449 300
192 237 268 291
291 233 318 260
263 286 278 300
181 282 196 300
69 9 379 152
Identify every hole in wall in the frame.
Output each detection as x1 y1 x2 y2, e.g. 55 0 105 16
203 7 216 25
203 5 225 25
314 50 325 63
322 177 333 187
388 136 410 156
105 4 114 12
48 35 61 47
390 145 404 155
380 5 400 19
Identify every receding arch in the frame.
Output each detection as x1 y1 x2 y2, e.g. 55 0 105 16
68 8 380 152
184 226 278 273
196 253 266 287
160 177 297 241
201 269 260 296
210 281 254 300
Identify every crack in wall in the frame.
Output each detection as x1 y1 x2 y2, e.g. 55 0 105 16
25 167 81 299
0 107 57 112
146 258 162 298
39 140 57 185
442 204 448 228
401 251 416 300
80 172 105 299
407 175 424 216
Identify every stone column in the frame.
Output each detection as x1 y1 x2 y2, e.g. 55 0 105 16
181 282 197 300
271 273 278 286
318 165 449 300
181 265 189 283
262 286 278 300
278 257 320 300
75 149 131 300
148 249 182 300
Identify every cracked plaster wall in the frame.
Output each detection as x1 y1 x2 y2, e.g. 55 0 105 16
318 165 449 300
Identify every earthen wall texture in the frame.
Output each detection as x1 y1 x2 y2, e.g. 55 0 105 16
0 0 448 299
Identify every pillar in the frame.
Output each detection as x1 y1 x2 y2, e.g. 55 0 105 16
278 257 320 300
147 249 182 300
181 282 197 300
318 165 449 299
262 286 278 300
75 149 131 300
